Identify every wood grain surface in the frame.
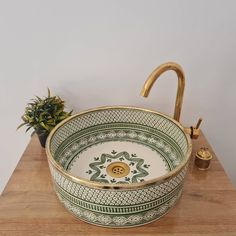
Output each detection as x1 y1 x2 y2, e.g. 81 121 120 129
1 132 236 236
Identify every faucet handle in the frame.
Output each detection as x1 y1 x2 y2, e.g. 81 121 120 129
185 118 203 139
195 118 203 129
191 118 202 139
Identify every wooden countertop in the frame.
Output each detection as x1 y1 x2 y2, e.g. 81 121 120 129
1 132 236 235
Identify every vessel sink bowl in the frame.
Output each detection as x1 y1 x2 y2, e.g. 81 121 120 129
46 106 192 228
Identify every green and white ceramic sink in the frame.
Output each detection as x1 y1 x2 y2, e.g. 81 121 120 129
46 106 192 228
46 62 199 227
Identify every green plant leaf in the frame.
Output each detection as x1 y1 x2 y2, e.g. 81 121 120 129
39 122 49 131
25 126 32 133
21 115 28 122
36 96 42 101
17 123 27 130
47 88 51 97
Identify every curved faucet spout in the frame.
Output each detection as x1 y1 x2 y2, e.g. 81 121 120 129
140 62 185 122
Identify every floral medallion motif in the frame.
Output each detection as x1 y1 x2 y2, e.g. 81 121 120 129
86 150 150 184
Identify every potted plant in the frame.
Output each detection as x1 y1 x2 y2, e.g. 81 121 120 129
18 89 72 147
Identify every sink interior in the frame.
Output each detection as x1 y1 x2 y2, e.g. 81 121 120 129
50 107 188 185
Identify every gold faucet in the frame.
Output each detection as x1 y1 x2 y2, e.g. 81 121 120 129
140 62 202 139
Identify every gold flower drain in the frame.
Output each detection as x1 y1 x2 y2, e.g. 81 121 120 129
106 162 130 178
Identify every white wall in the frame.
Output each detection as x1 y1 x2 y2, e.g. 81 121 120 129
1 0 236 193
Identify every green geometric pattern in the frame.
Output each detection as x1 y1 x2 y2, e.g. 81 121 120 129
49 162 187 206
54 180 183 214
55 189 182 227
50 108 188 156
55 123 183 172
49 162 187 227
49 153 188 227
47 107 190 227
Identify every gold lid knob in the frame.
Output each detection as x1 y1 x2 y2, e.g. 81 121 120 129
196 147 212 160
195 147 212 170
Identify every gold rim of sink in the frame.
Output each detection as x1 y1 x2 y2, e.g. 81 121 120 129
46 105 192 190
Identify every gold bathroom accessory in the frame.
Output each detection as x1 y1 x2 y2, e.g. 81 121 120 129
141 62 202 139
195 147 212 170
